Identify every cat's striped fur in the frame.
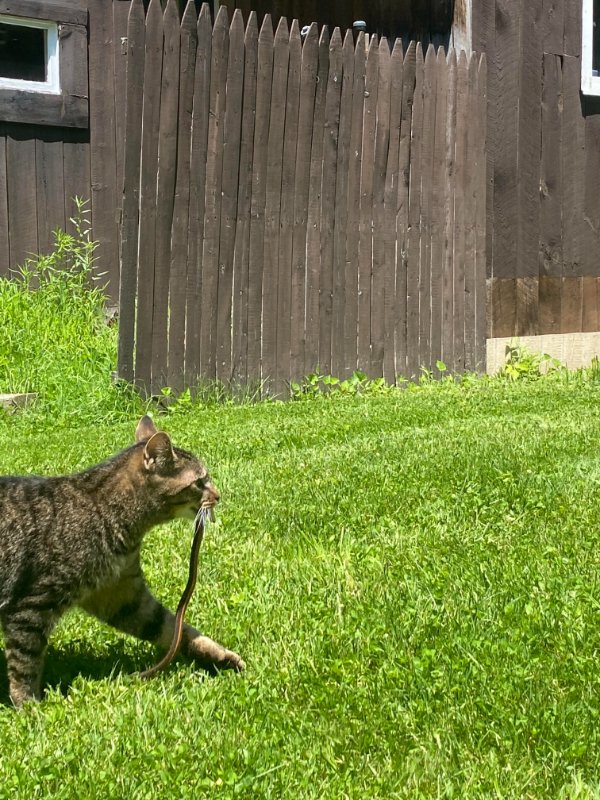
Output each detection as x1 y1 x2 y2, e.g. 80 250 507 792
0 416 244 707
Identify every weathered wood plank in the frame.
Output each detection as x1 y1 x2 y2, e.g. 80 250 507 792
418 44 436 372
406 43 424 379
396 41 416 380
134 0 163 391
35 133 65 255
318 27 343 378
582 277 600 332
6 127 37 268
88 0 119 297
304 26 329 375
214 9 245 388
343 31 366 376
247 15 274 383
276 19 301 394
290 22 318 381
430 46 447 374
357 34 378 376
516 0 542 335
539 52 562 335
200 4 229 383
561 54 585 333
167 1 199 391
463 54 477 371
474 54 488 370
62 129 90 238
331 30 355 379
185 3 212 387
113 0 130 219
150 0 180 392
0 129 8 275
441 48 456 370
117 0 145 382
262 17 290 393
453 50 468 372
382 39 402 383
231 11 258 386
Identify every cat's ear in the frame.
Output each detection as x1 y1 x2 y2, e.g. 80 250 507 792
135 415 158 442
143 432 175 472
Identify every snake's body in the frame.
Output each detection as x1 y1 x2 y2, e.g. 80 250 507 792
138 508 208 680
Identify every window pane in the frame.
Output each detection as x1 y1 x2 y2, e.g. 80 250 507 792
0 23 46 82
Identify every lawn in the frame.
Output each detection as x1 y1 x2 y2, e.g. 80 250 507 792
1 378 600 799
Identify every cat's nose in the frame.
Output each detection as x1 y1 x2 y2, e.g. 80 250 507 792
207 484 220 504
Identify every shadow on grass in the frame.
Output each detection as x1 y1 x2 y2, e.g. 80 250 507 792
0 642 211 707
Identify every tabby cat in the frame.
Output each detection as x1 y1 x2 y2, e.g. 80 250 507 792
0 416 244 707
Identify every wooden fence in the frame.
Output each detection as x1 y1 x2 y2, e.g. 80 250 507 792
117 0 487 395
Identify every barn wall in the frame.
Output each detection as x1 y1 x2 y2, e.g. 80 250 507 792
474 0 600 337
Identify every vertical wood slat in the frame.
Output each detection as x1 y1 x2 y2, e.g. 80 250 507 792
430 46 447 375
343 31 366 377
231 11 259 386
262 17 290 392
331 30 354 379
371 37 390 379
396 41 416 379
167 1 199 391
419 44 436 373
453 51 468 372
200 5 229 382
247 15 274 384
474 54 488 370
290 22 318 381
463 55 478 371
318 27 343 378
441 48 457 370
113 0 130 223
134 0 163 391
35 133 65 255
276 19 301 394
357 35 378 376
6 127 38 270
304 27 330 375
185 3 212 386
63 129 90 240
0 129 8 275
215 9 245 387
88 0 120 298
406 44 424 379
150 0 180 393
117 0 145 382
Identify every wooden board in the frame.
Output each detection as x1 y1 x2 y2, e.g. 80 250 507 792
474 54 487 370
318 27 343 378
463 55 477 370
0 128 8 275
184 3 212 386
88 0 119 297
35 132 65 255
262 17 290 392
200 4 229 382
357 35 378 376
290 22 318 381
134 0 163 391
343 31 366 376
6 127 37 269
231 11 259 386
247 15 274 383
117 0 145 382
331 30 354 379
215 9 245 387
441 48 456 369
167 1 199 390
150 0 180 392
453 50 468 371
276 19 301 393
304 26 329 375
430 46 447 375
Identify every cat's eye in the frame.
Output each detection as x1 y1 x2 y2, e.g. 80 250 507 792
195 477 206 489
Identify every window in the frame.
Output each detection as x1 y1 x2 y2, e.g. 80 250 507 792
582 0 600 95
0 16 59 94
0 1 88 128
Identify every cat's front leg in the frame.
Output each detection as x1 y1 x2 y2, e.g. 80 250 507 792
81 574 245 674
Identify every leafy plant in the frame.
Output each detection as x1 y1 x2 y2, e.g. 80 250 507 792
498 340 561 381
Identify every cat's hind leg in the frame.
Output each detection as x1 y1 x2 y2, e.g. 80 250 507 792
1 606 57 707
80 568 244 674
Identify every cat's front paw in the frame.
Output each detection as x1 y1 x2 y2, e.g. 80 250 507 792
187 634 245 673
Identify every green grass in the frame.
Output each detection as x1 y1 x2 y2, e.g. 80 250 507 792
1 381 600 798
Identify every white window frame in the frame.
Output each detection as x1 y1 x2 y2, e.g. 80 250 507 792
582 0 600 95
0 15 60 95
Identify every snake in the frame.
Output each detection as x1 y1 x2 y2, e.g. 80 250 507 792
137 505 212 680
